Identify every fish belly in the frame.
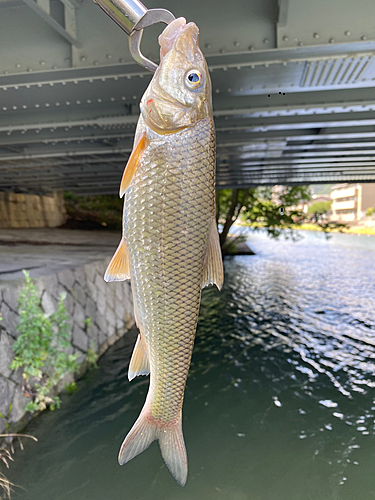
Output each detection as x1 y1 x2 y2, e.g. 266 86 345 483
124 116 215 423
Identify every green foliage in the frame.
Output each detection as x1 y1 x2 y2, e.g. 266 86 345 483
63 192 123 230
216 186 312 249
307 200 332 214
366 206 375 216
65 382 78 394
9 271 79 414
86 341 99 369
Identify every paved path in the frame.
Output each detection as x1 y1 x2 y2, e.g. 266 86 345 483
0 229 120 283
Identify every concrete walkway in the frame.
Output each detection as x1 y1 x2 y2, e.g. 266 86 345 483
0 229 120 283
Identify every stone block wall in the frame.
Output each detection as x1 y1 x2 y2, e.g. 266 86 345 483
0 258 134 433
0 192 67 228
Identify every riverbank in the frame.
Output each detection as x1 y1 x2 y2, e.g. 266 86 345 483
293 222 375 236
0 229 134 435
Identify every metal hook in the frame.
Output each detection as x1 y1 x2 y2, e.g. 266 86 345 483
93 0 175 72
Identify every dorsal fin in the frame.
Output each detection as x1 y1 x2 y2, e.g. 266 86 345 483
128 334 150 381
202 218 224 290
104 238 131 282
119 132 148 198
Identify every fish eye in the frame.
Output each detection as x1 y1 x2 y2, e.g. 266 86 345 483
185 70 202 89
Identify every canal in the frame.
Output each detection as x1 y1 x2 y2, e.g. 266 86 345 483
8 231 375 500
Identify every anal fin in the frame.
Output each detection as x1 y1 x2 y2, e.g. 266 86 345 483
202 218 224 290
128 334 150 381
104 238 131 282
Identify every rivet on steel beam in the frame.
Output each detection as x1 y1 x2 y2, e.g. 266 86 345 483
110 97 115 101
298 41 303 46
114 76 118 80
227 88 232 92
263 38 269 44
97 98 102 102
121 96 126 100
234 41 239 47
80 126 84 130
127 75 131 79
87 99 92 103
361 35 367 40
119 58 125 63
65 127 69 131
4 71 8 75
283 61 287 66
248 46 254 51
62 82 66 86
205 43 211 49
282 36 288 42
65 58 71 63
313 33 320 39
45 103 50 107
14 86 19 90
2 107 6 111
74 80 78 84
21 130 26 134
132 95 137 99
239 87 243 91
66 101 70 105
28 68 33 72
219 49 225 54
76 100 81 104
35 104 40 108
236 66 241 70
329 38 335 43
81 56 87 62
106 54 112 59
40 61 45 66
6 131 11 135
89 79 93 83
50 83 54 87
16 63 21 68
56 102 60 106
52 66 57 69
345 31 351 36
265 64 269 68
223 67 227 71
94 61 99 66
36 130 40 133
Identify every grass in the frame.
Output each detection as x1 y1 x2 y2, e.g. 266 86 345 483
0 434 38 499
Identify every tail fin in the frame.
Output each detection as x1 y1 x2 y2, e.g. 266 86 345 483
118 409 188 486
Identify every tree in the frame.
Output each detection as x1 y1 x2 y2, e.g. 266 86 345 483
216 186 312 252
307 200 332 215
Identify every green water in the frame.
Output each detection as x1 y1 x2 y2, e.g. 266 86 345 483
8 231 375 499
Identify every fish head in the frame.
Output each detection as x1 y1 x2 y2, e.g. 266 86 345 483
140 18 212 133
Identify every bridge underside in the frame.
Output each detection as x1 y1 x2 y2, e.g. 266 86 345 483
1 0 375 194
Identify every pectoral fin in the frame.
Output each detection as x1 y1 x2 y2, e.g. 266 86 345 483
104 238 131 282
128 334 150 381
119 133 148 198
202 218 224 290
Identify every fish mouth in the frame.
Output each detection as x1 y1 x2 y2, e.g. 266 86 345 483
158 17 198 59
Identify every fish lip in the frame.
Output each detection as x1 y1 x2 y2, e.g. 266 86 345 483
159 18 198 59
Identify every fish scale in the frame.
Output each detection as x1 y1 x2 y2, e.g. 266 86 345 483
124 117 215 423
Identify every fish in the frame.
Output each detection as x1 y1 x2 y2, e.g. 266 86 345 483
104 17 223 486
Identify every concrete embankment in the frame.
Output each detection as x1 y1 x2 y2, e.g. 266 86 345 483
0 229 134 433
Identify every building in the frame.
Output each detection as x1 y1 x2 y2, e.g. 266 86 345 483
330 183 375 222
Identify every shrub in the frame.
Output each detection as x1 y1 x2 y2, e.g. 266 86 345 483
10 271 79 413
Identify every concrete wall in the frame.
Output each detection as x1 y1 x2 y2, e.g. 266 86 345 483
0 259 134 433
0 192 67 229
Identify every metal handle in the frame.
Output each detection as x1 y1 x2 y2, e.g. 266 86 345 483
93 0 175 72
